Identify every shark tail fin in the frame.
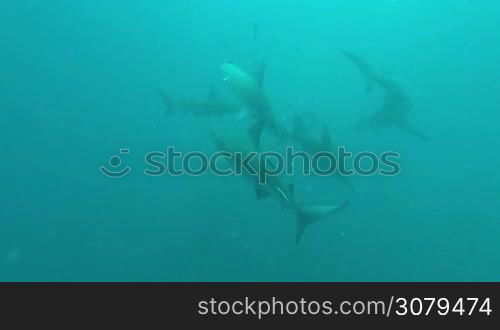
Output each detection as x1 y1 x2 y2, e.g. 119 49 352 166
158 91 176 116
294 201 349 245
399 121 432 141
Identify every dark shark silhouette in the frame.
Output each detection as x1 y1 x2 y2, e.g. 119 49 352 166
342 51 431 141
292 113 355 191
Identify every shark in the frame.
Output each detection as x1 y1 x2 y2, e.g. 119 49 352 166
210 129 349 245
159 86 241 118
341 51 431 141
220 62 291 145
292 113 355 190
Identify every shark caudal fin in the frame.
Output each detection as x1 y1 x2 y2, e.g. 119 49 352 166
294 201 349 245
398 121 432 141
158 91 176 116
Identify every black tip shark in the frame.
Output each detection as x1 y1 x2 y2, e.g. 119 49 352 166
342 51 431 141
210 129 349 245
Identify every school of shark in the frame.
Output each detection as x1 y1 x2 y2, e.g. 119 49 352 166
159 52 430 245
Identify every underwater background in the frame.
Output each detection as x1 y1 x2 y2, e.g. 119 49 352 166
1 0 499 281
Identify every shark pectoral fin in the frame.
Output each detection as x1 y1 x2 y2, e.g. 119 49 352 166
248 120 265 147
398 121 431 141
255 187 270 201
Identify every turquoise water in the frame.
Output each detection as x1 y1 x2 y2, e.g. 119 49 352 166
1 1 499 281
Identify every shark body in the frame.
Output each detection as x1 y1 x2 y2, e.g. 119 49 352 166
342 51 430 141
211 130 349 244
220 62 291 145
159 87 241 118
292 113 355 190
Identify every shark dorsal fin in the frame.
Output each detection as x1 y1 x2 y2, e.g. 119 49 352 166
254 61 266 88
321 125 333 150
